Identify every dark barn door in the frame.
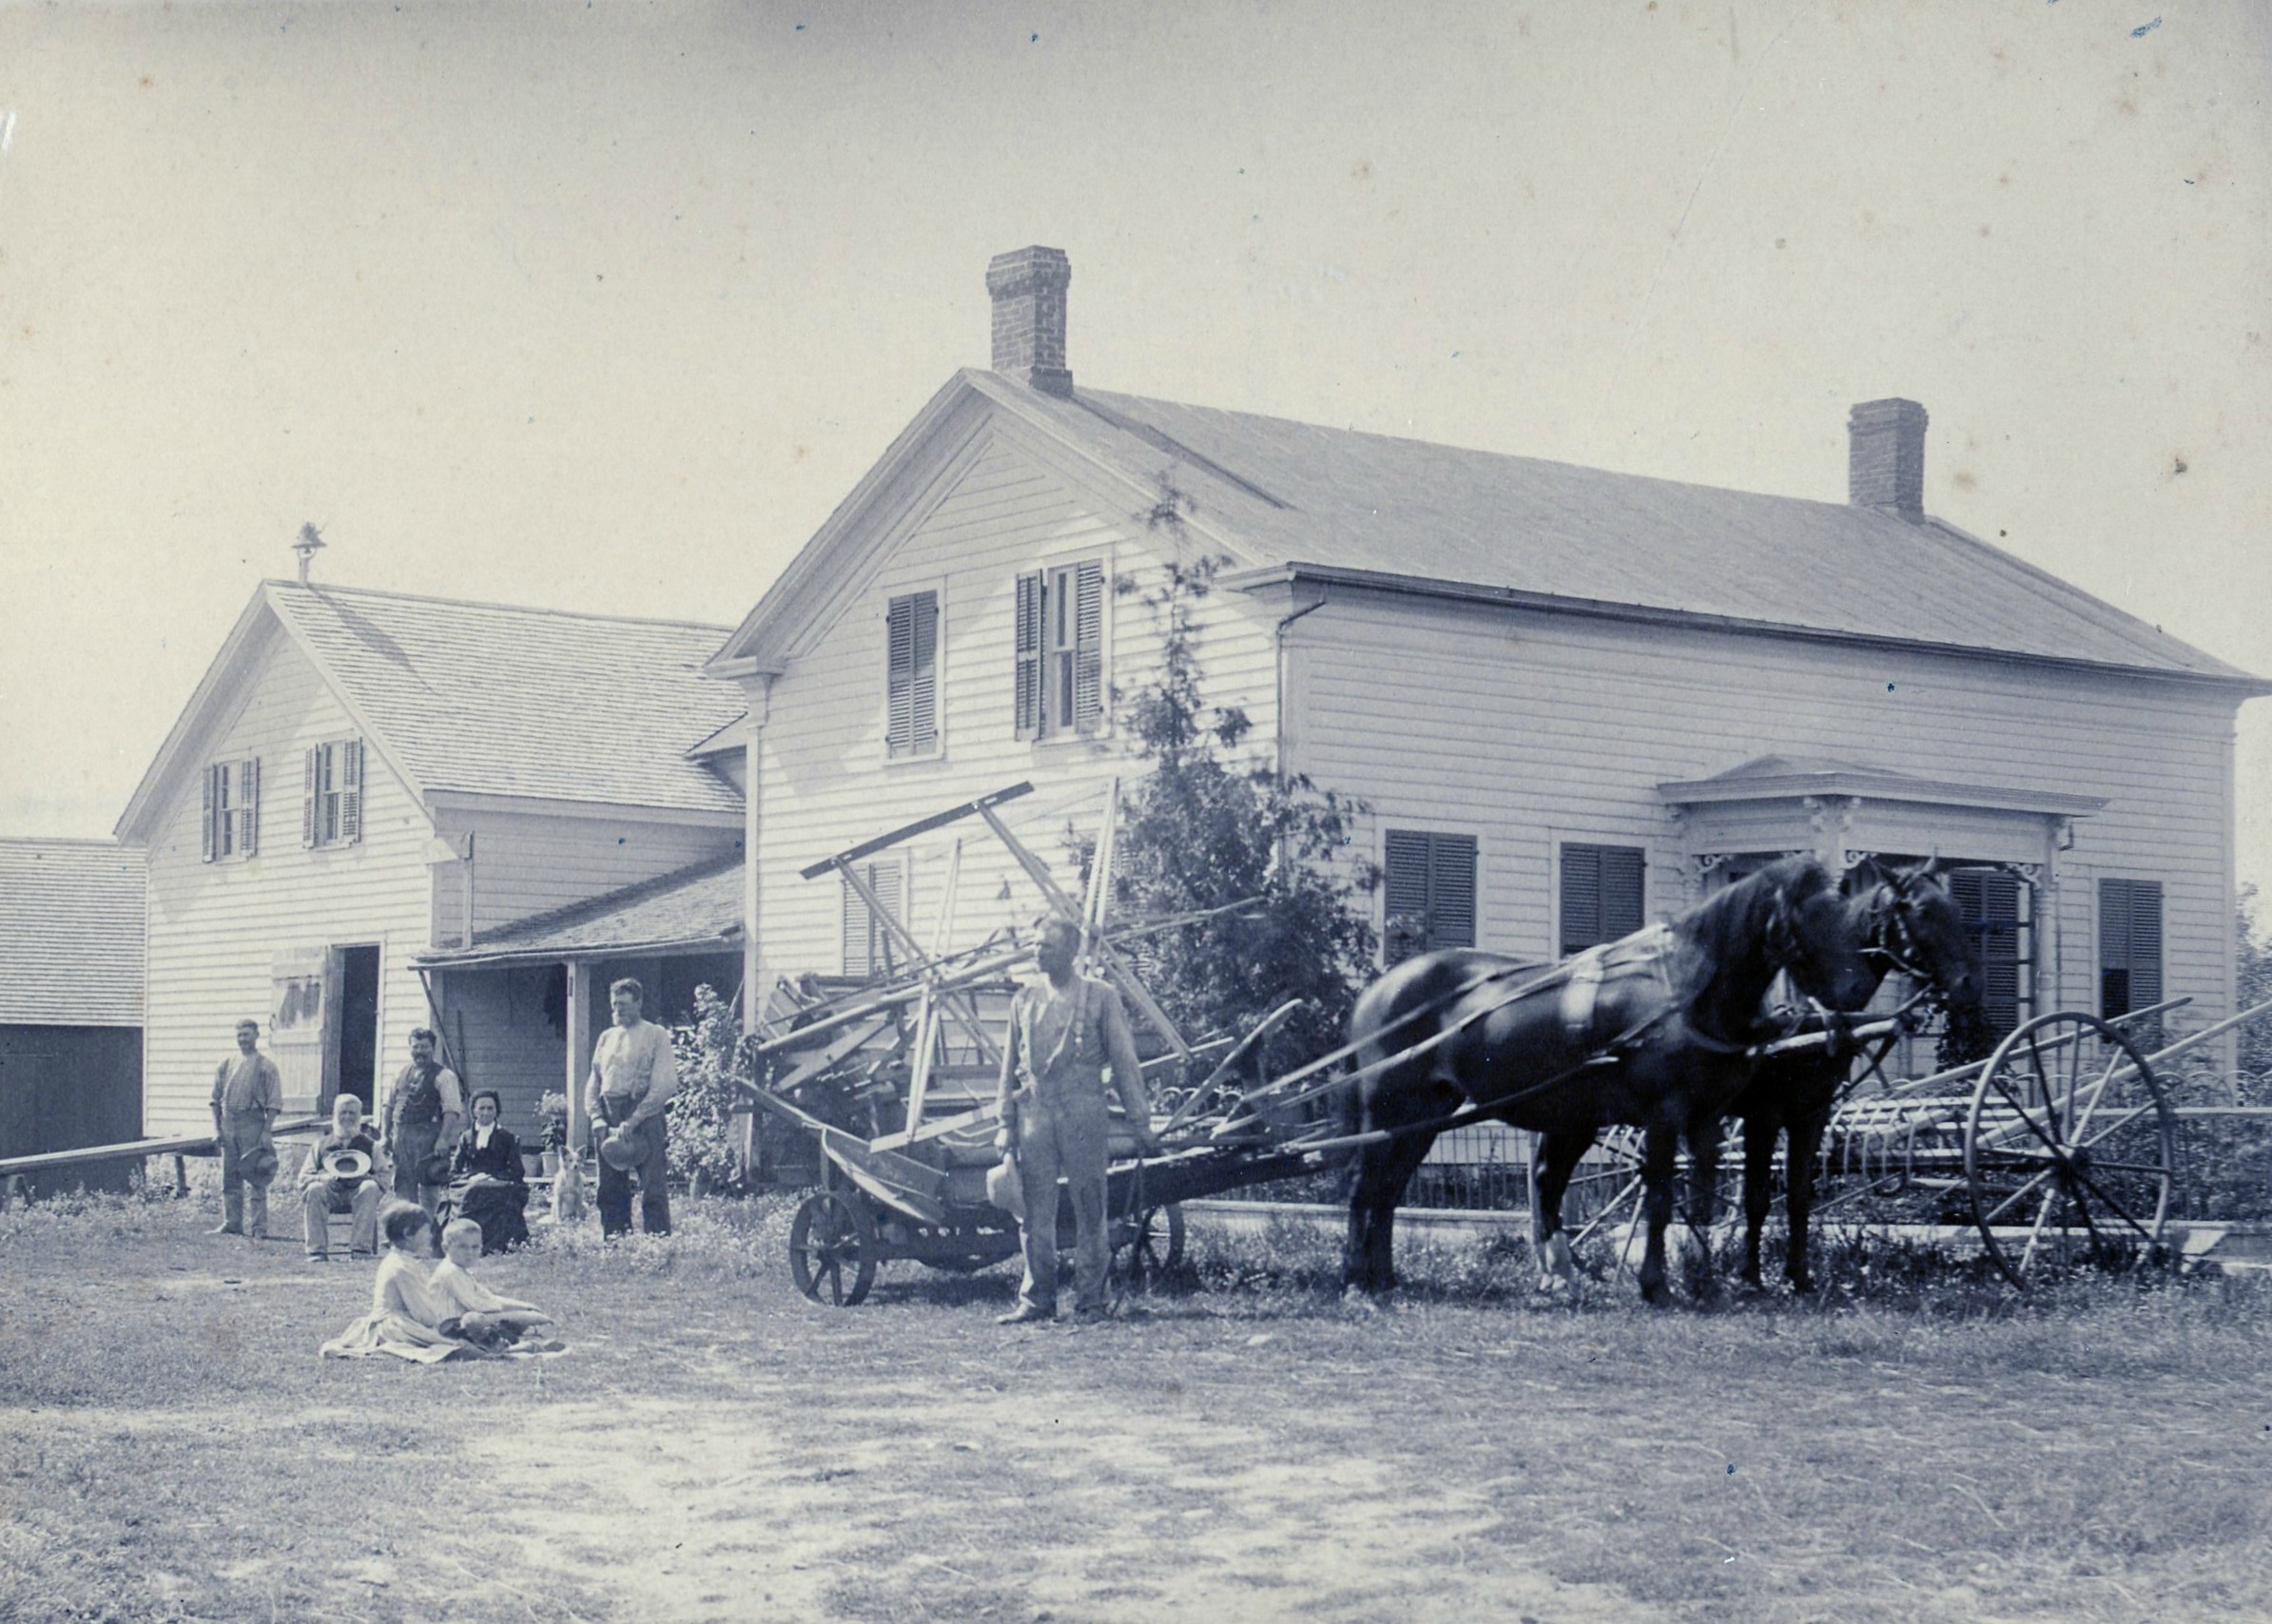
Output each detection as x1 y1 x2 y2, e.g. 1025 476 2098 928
337 946 381 1109
0 1026 145 1194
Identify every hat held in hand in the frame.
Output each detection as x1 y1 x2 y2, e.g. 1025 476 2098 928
598 1129 644 1172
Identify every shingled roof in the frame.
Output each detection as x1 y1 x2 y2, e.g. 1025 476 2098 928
120 582 745 841
717 369 2258 686
0 840 146 1026
417 854 742 967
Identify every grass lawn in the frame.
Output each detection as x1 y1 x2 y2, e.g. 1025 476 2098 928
3 1189 2269 1624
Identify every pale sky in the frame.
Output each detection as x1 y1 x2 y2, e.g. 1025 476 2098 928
3 2 2268 889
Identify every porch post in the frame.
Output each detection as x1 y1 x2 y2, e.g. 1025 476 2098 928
737 676 773 1037
563 958 592 1151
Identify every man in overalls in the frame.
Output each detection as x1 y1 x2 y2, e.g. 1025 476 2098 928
993 918 1160 1324
584 977 678 1238
209 1018 282 1239
381 1028 463 1215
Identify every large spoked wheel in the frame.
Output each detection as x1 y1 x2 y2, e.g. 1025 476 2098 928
1113 1203 1187 1292
1966 1012 2177 1289
789 1189 880 1306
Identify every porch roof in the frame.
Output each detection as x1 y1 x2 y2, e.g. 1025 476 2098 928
418 854 743 969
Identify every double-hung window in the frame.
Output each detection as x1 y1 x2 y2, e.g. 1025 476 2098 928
1560 843 1646 957
1382 829 1478 965
2099 878 2164 1022
1015 560 1104 739
842 860 907 979
200 759 261 861
884 590 940 758
303 738 363 848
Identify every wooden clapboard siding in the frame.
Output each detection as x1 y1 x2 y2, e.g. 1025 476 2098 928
1286 589 2238 1027
752 425 1278 978
142 635 436 1137
426 964 563 1145
430 813 741 947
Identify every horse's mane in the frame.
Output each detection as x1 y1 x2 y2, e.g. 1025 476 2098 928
1667 857 1834 1028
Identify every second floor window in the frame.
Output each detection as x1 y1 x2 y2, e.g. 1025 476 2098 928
1015 560 1103 739
201 759 260 861
884 590 940 757
303 738 363 848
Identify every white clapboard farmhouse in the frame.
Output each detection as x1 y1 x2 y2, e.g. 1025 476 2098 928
706 246 2265 1062
114 582 745 1138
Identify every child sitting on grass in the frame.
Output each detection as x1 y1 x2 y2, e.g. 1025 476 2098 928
321 1201 493 1363
430 1217 561 1352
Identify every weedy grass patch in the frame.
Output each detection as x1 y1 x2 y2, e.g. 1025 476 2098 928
3 1194 2269 1624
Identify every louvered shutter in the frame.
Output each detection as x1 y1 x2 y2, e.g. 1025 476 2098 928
1383 829 1432 965
301 746 320 847
1602 846 1646 941
2126 880 2163 1010
1561 845 1602 957
201 764 218 863
1427 834 1478 950
885 595 916 754
1014 572 1044 738
1072 560 1104 734
2099 878 2163 1020
240 758 261 858
843 878 871 977
908 591 937 754
340 739 362 845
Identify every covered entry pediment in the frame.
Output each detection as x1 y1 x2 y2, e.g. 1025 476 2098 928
1657 754 2105 873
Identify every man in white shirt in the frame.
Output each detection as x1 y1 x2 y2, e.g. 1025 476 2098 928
584 977 677 1238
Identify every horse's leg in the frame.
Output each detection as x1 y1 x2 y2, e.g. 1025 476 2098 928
1636 1124 1679 1305
1360 1125 1437 1296
1341 1137 1378 1295
1740 1110 1778 1290
1683 1114 1724 1300
1783 1105 1830 1294
1528 1130 1590 1293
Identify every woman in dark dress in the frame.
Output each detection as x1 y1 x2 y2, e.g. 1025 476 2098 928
449 1090 530 1253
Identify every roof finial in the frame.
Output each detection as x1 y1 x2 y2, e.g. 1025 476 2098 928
292 521 326 584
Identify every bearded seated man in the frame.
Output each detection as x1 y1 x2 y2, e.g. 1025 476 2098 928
301 1094 384 1260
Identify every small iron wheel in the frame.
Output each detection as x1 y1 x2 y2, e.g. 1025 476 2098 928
789 1189 880 1306
1113 1203 1187 1291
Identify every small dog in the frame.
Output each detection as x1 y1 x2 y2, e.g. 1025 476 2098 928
551 1153 587 1226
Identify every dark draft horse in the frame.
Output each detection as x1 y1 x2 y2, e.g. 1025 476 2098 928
1340 857 1877 1305
1728 859 1983 1293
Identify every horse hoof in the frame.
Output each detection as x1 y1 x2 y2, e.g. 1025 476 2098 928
1787 1276 1816 1296
1341 1286 1383 1315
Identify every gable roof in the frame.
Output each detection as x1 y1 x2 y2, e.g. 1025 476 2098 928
714 369 2260 689
416 853 742 968
0 840 146 1026
1657 753 2106 818
120 582 745 842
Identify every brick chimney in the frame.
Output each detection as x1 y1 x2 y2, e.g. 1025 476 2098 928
1847 397 1929 521
986 246 1073 396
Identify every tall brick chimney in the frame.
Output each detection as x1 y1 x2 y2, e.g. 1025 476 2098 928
986 246 1073 396
1847 397 1929 521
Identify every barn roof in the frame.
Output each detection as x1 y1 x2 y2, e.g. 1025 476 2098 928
716 370 2259 688
0 840 146 1027
417 854 742 968
119 582 745 842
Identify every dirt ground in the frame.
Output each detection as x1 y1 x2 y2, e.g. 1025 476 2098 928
5 1195 2270 1624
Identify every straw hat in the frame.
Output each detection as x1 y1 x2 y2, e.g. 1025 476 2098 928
598 1130 644 1172
984 1154 1024 1220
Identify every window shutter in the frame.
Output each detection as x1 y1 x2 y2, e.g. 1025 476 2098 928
841 862 905 978
885 595 916 755
909 591 938 754
843 878 871 977
2127 880 2163 1010
240 759 261 857
340 739 362 844
201 765 218 863
1013 571 1044 739
301 746 320 848
1072 560 1104 734
1602 846 1645 940
1427 833 1478 949
1561 845 1602 956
